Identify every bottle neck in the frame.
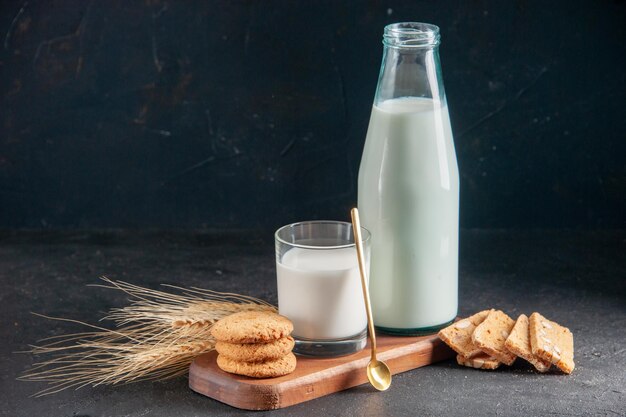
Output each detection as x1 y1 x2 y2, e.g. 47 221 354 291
374 23 446 106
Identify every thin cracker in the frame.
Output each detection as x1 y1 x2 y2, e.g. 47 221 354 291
529 312 574 374
505 314 551 372
472 310 517 365
438 310 492 358
456 353 501 370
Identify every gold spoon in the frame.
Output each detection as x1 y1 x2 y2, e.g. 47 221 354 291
351 207 392 391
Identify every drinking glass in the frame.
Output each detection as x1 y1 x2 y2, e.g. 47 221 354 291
275 221 370 357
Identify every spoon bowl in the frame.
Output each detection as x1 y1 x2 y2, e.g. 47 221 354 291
367 359 392 391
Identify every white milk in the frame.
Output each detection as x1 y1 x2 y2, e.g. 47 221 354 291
358 97 459 329
277 246 367 340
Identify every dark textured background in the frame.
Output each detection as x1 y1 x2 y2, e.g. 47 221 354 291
1 0 624 230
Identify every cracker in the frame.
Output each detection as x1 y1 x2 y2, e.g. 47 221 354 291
504 314 551 372
529 312 575 374
216 336 295 362
216 352 297 378
438 310 492 358
456 353 501 370
471 310 517 365
210 311 293 343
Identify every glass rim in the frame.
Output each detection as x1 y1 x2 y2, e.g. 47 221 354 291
383 22 441 48
274 220 371 250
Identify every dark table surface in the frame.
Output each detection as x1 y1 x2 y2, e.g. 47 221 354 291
1 230 624 417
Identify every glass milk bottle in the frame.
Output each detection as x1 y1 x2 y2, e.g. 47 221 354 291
358 22 459 335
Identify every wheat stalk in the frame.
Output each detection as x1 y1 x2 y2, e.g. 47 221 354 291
19 277 276 396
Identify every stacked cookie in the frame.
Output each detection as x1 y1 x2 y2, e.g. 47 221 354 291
439 310 574 374
210 311 297 378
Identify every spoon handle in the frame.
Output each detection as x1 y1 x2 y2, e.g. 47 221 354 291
351 208 377 358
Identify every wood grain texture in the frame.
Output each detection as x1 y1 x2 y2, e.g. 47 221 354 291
189 333 455 410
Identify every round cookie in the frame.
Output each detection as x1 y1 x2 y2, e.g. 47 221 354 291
217 352 297 378
210 311 293 343
216 336 295 362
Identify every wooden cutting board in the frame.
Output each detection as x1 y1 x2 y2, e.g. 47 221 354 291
189 333 454 410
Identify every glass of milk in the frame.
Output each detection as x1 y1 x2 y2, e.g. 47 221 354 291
275 221 370 357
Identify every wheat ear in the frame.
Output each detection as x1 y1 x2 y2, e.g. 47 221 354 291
19 277 276 396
